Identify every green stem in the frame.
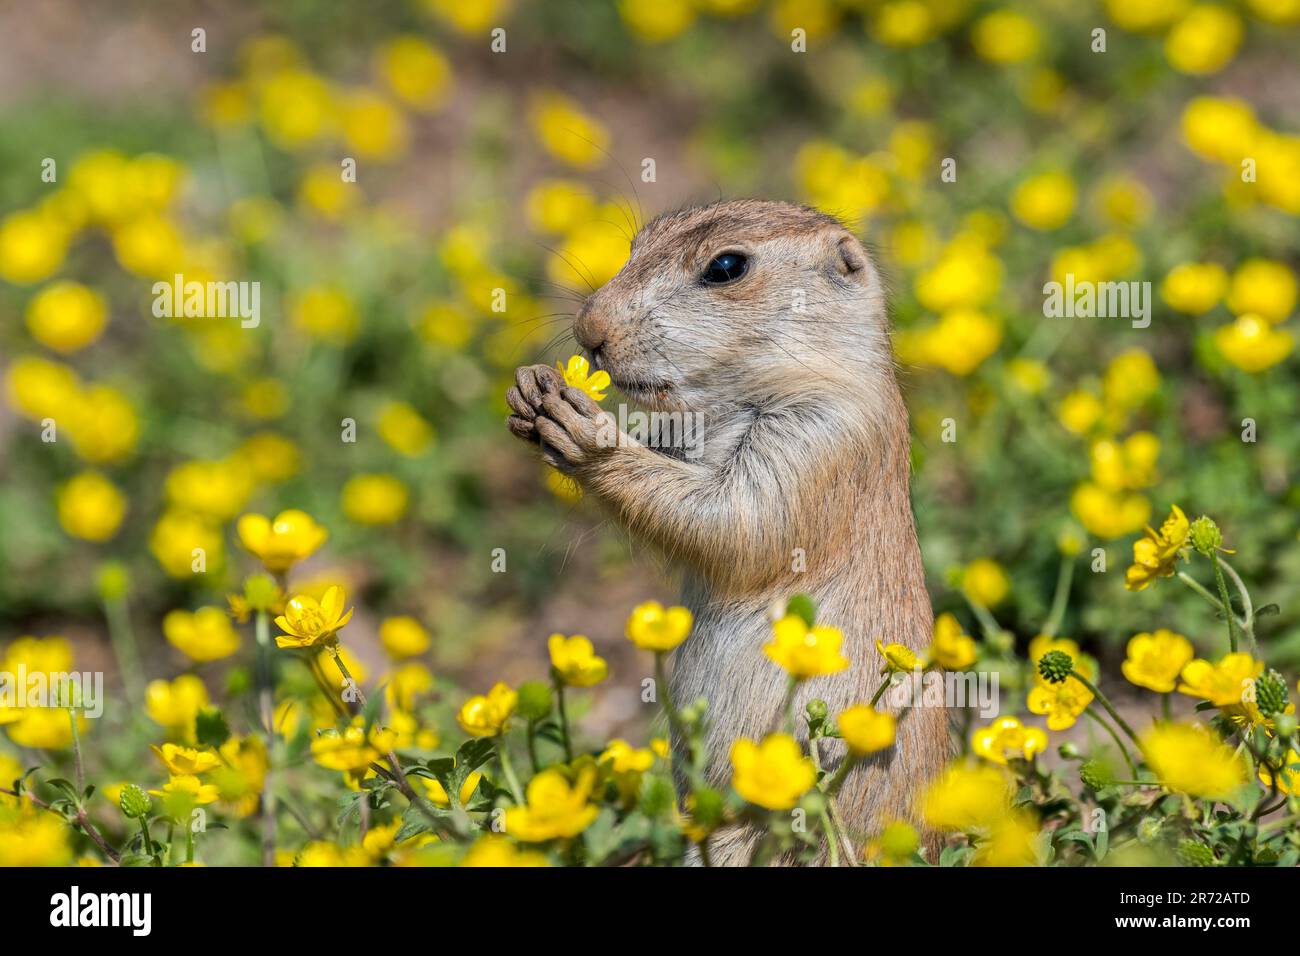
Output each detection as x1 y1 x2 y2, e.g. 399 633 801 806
255 610 276 868
138 817 156 858
868 675 892 707
1041 552 1076 639
526 719 541 775
67 708 85 795
1176 571 1228 615
819 804 841 867
962 594 1004 643
1218 557 1257 653
1083 705 1138 777
1209 553 1240 653
496 735 525 804
1072 670 1142 748
553 678 574 763
779 677 797 735
103 594 143 706
655 652 691 790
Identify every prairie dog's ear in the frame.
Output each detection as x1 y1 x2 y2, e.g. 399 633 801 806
833 233 869 280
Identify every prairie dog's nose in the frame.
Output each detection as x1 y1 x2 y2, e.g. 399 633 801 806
574 298 609 352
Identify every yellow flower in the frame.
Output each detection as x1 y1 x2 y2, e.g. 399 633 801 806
1121 629 1194 693
548 634 608 687
876 640 919 673
1071 481 1150 539
66 384 138 464
163 607 241 663
1005 357 1050 395
377 401 435 457
1181 96 1258 165
1090 433 1160 491
457 682 518 737
863 820 920 866
974 811 1040 866
1027 671 1094 730
461 834 549 867
0 208 69 284
55 471 126 542
870 0 933 47
1124 504 1190 590
341 474 409 525
928 613 977 670
1164 5 1243 75
1161 262 1228 314
618 0 696 42
165 459 254 521
557 354 610 402
212 736 267 817
293 841 371 867
256 68 334 150
0 806 74 865
311 721 396 773
506 767 600 841
1226 259 1296 323
548 218 630 290
422 0 513 34
379 616 431 659
764 615 849 680
730 733 815 811
1176 652 1263 708
274 586 354 649
1094 175 1152 228
5 708 86 750
1258 749 1299 795
624 601 693 652
25 282 108 353
151 743 220 776
297 163 360 221
1010 171 1076 231
838 705 896 756
144 675 210 739
962 558 1009 607
237 509 328 573
1057 390 1104 436
529 92 609 169
149 774 219 807
526 179 597 235
1103 349 1160 411
922 761 1011 831
1141 723 1246 800
376 36 451 112
1214 314 1293 373
422 771 483 808
971 716 1048 764
339 88 409 162
235 432 301 483
150 510 223 578
288 285 359 345
599 739 656 775
971 10 1040 64
902 309 1002 376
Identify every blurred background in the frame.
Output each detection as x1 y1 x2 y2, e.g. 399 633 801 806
2 0 1299 758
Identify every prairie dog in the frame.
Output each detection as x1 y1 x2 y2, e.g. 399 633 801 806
506 200 949 864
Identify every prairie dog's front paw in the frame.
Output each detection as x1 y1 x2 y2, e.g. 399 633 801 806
534 384 616 470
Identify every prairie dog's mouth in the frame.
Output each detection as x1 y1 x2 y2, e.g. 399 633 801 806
611 375 674 406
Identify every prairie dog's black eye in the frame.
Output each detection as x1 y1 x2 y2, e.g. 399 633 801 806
702 252 748 285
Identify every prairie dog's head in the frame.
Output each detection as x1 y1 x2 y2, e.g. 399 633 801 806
574 200 889 412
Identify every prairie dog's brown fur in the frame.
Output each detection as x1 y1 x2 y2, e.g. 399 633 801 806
506 200 949 864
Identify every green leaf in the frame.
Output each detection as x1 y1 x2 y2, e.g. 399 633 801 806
1255 603 1281 618
195 707 231 749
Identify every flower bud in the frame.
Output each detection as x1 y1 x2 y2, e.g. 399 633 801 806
95 561 131 603
1057 742 1081 760
242 574 280 612
1188 516 1223 556
805 699 828 722
1254 671 1288 717
119 784 151 819
1037 649 1074 684
515 680 553 721
1079 759 1114 791
1273 713 1298 740
1137 817 1162 843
